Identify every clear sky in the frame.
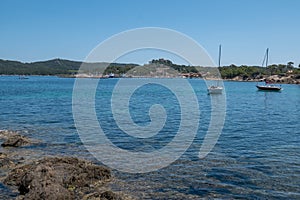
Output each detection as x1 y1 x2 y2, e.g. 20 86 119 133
1 0 299 66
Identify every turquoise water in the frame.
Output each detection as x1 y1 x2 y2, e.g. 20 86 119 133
0 76 299 199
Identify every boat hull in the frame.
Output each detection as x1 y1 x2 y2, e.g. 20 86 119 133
256 85 281 91
207 87 223 94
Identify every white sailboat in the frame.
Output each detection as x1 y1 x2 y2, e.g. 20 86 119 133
208 45 223 94
207 85 223 94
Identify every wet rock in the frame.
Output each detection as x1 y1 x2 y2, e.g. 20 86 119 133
18 164 72 199
0 130 37 148
0 152 8 162
0 130 22 138
0 152 14 168
4 157 112 200
1 135 30 147
100 191 123 200
82 191 123 200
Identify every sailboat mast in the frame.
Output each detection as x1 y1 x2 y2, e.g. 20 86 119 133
266 48 269 67
218 45 222 67
217 45 222 87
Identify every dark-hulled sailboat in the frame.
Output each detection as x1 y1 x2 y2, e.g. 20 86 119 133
256 48 282 91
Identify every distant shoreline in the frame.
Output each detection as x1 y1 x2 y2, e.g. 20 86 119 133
1 58 300 84
2 74 299 85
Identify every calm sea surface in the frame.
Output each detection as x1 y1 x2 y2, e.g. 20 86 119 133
0 76 299 199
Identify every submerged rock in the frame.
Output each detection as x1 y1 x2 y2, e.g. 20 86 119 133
4 157 114 200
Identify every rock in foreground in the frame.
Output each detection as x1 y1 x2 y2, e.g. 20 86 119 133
0 130 32 147
0 152 14 168
4 157 125 200
1 135 31 147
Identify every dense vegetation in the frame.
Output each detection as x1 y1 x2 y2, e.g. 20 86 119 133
149 59 199 73
219 63 300 80
0 58 299 79
149 59 300 79
103 64 138 75
0 59 81 75
0 59 138 76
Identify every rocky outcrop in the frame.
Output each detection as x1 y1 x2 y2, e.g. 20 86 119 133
1 135 31 147
83 190 123 200
224 74 300 84
0 152 14 168
0 130 32 147
274 75 300 84
0 130 133 199
3 157 126 200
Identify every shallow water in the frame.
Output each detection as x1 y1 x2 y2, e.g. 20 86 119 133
0 76 299 199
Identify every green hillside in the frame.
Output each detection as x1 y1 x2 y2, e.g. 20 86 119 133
0 58 299 81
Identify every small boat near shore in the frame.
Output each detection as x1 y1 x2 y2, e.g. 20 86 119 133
208 85 223 94
208 45 223 94
256 48 282 91
256 84 282 91
19 75 29 79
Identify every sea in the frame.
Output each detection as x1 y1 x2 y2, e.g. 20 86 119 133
0 75 299 199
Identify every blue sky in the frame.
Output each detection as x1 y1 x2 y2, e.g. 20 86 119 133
1 0 299 66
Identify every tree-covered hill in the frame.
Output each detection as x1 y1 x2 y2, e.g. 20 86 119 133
0 59 82 75
219 64 300 80
0 58 299 83
0 58 138 75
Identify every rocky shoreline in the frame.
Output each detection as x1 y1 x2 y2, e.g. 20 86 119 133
0 130 134 200
69 73 300 84
223 74 300 84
